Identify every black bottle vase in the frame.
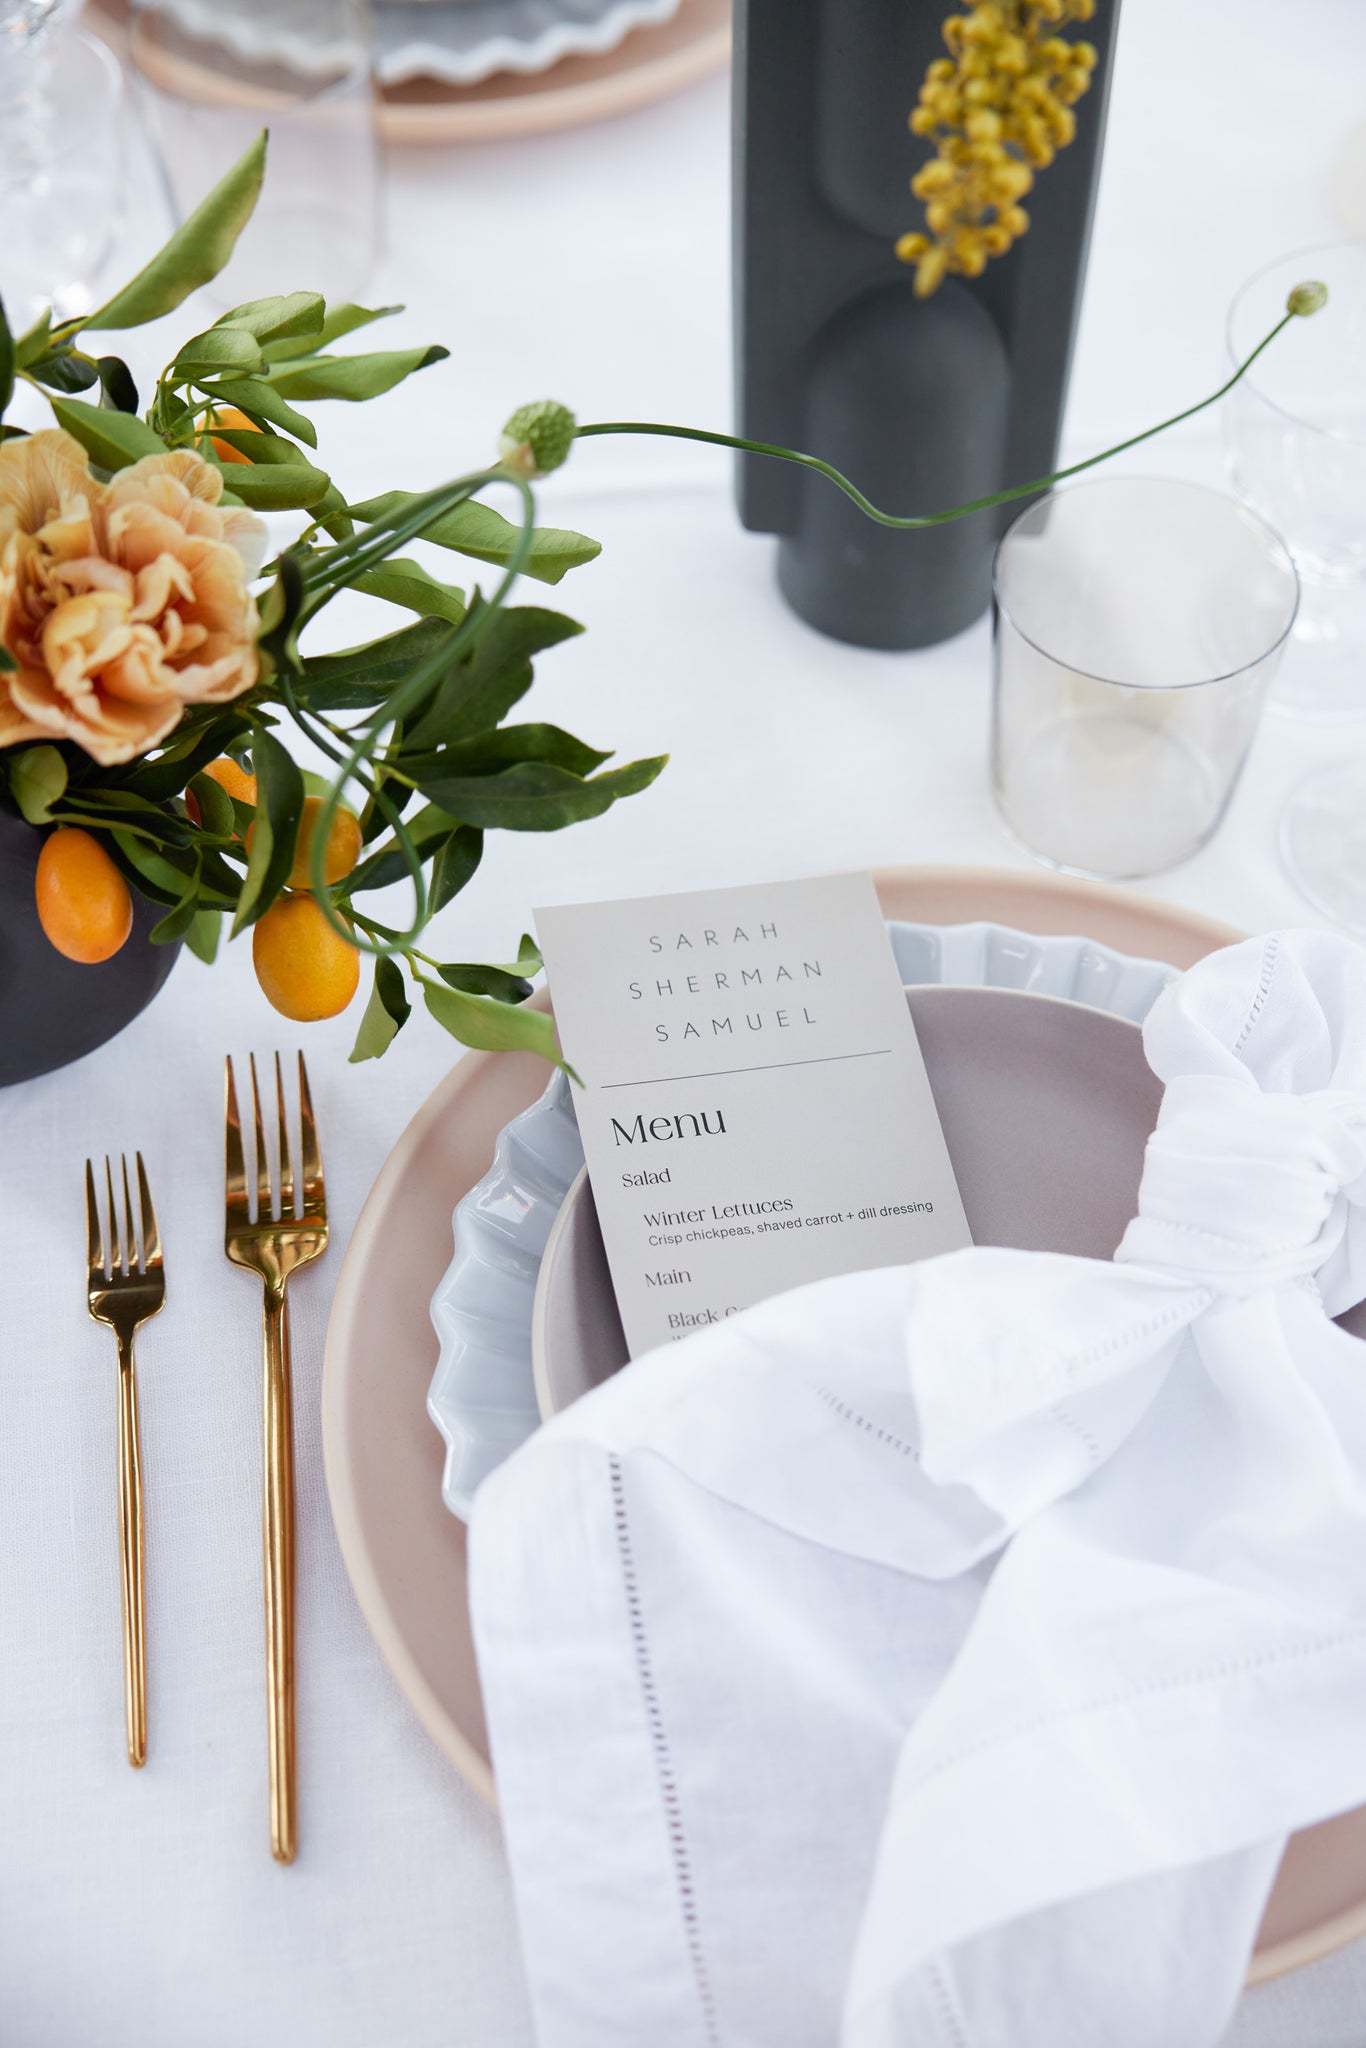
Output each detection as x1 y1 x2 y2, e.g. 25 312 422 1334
0 809 180 1087
733 0 1120 650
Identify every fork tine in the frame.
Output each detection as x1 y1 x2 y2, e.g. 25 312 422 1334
249 1053 272 1221
225 1057 251 1222
105 1157 121 1274
275 1052 294 1219
137 1154 162 1271
298 1052 323 1216
121 1156 138 1273
85 1159 104 1280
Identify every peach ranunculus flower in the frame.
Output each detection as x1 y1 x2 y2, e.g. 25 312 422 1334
0 429 267 766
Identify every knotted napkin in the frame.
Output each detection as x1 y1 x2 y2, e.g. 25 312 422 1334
470 930 1366 2048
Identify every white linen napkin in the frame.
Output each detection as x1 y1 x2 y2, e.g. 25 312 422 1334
469 929 1366 2048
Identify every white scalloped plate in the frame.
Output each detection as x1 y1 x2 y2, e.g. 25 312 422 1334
373 0 684 87
427 919 1176 1519
134 0 684 87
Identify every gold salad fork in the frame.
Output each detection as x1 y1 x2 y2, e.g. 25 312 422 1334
85 1153 164 1769
224 1053 328 1864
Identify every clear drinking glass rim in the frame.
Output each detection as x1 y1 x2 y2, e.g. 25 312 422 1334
1225 237 1366 449
991 474 1300 693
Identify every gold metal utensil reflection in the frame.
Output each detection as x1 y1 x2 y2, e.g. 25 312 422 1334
224 1053 328 1864
85 1152 164 1769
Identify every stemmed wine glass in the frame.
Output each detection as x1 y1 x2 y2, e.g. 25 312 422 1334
1225 243 1366 934
1224 242 1366 722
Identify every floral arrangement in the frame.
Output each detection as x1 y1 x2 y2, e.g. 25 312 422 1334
0 133 660 1065
0 131 1325 1071
896 0 1099 298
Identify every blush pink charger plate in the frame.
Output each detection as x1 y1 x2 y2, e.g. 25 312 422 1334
321 866 1366 1984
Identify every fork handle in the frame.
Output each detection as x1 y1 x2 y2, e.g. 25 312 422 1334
262 1288 297 1863
116 1335 147 1768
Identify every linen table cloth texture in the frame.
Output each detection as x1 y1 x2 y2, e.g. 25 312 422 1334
470 928 1366 2048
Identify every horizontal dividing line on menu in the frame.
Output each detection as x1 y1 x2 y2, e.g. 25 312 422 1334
599 1049 893 1090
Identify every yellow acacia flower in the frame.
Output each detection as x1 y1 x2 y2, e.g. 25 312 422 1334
897 0 1098 297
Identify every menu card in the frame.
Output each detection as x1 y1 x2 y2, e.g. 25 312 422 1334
535 873 971 1359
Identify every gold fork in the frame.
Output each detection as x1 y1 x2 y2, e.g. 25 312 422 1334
224 1053 328 1864
85 1152 164 1769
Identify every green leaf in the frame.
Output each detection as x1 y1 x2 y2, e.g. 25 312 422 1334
201 426 315 466
14 308 49 370
109 829 197 906
9 744 67 824
429 824 483 912
345 803 453 895
87 131 268 331
424 981 564 1065
404 603 582 750
48 396 166 471
174 326 267 378
97 356 139 414
28 349 100 393
199 848 249 901
352 556 466 626
264 301 400 362
186 907 222 964
149 886 202 945
0 295 11 418
118 711 253 804
349 955 411 1062
436 960 534 1003
187 770 236 839
312 482 354 542
207 375 317 449
64 788 196 840
0 640 14 668
231 728 303 935
296 619 453 712
415 754 668 832
209 449 331 511
213 291 324 345
407 723 611 781
350 492 600 587
268 344 448 402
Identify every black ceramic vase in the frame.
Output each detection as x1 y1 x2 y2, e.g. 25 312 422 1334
0 809 180 1087
733 0 1120 649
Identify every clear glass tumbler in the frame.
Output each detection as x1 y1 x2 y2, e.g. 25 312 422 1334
991 478 1299 881
129 0 380 309
0 18 125 325
1224 241 1366 721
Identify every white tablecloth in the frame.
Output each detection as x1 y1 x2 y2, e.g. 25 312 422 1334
4 2 1366 2041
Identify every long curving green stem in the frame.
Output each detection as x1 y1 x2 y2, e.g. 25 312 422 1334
301 469 539 957
270 300 1311 978
574 310 1298 530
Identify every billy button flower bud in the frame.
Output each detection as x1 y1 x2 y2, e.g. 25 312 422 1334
1288 280 1328 317
498 399 577 479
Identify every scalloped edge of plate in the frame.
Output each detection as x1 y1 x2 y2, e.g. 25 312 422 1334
376 0 685 86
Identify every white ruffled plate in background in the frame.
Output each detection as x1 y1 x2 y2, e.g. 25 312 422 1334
147 0 687 85
373 0 684 86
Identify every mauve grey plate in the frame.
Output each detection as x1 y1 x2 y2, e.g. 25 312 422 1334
531 984 1166 1421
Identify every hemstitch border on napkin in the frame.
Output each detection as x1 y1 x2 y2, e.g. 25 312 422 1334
609 1453 722 2048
